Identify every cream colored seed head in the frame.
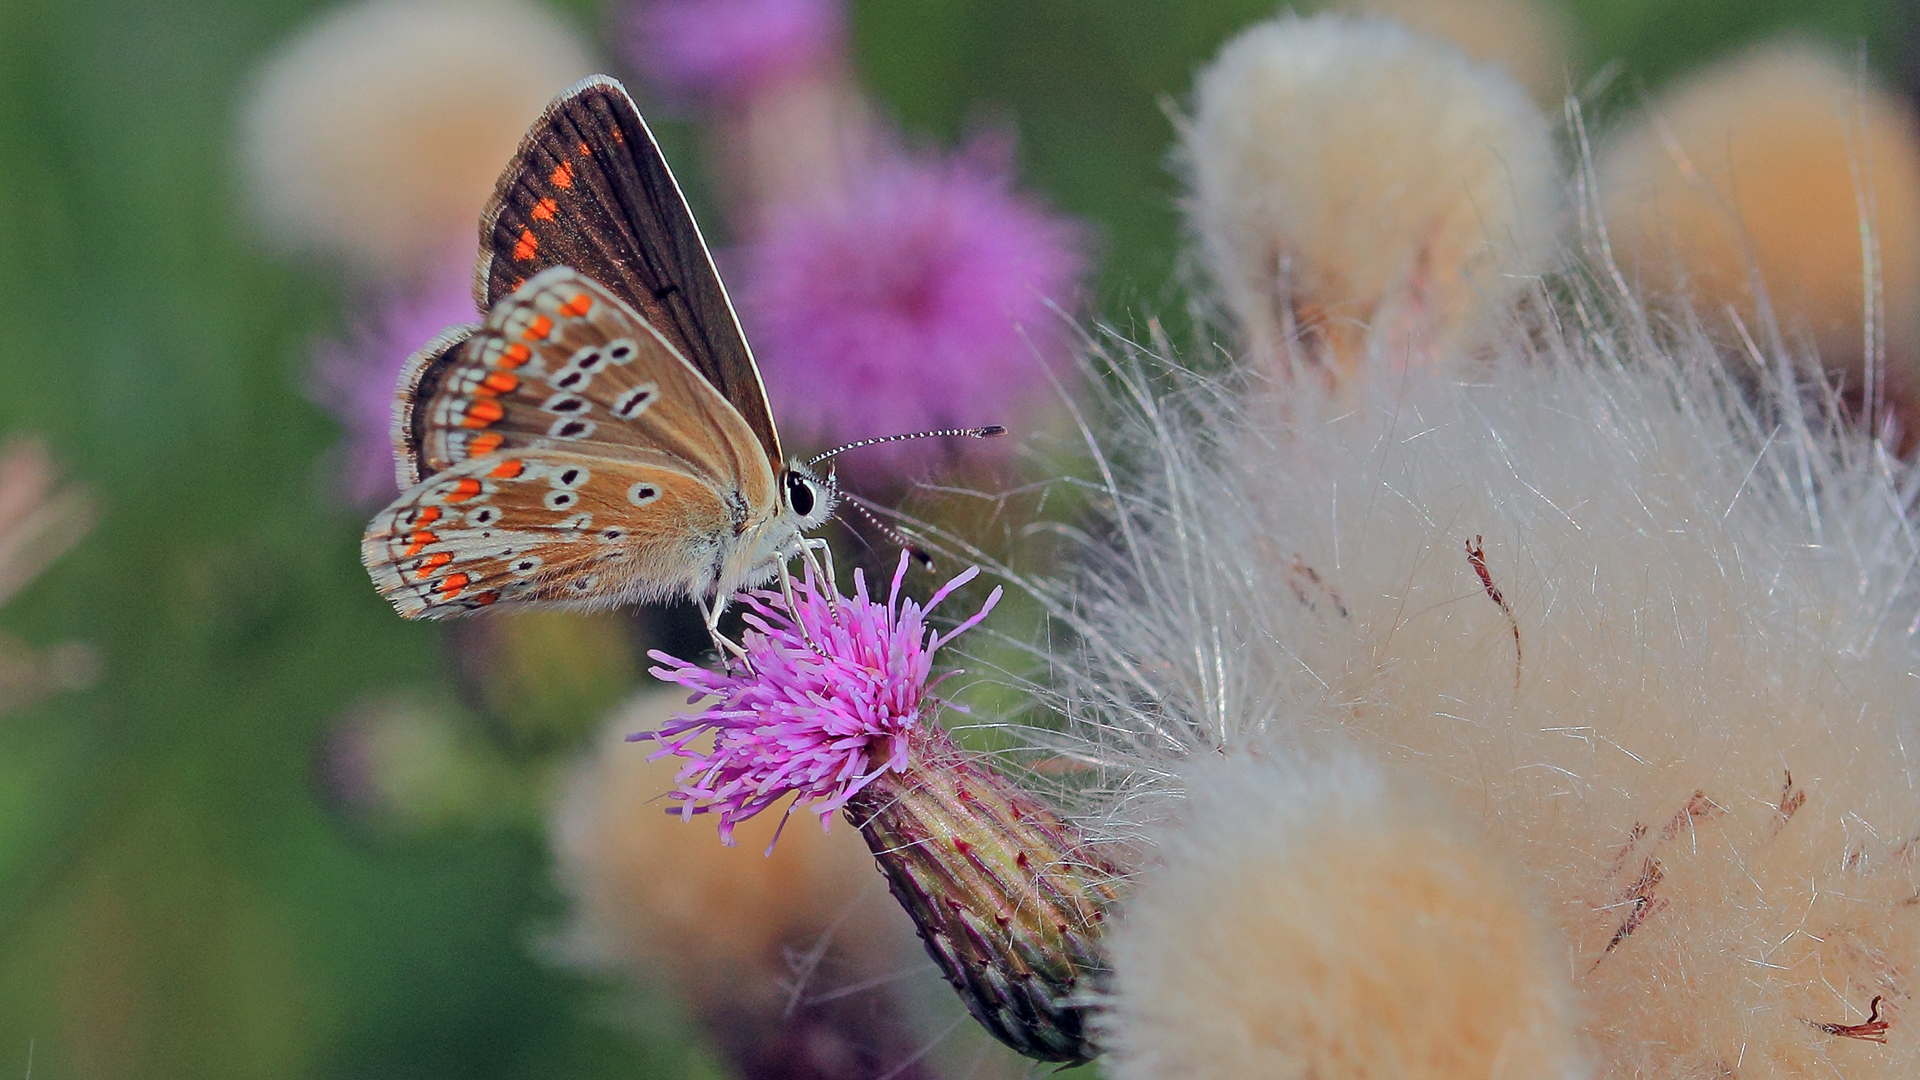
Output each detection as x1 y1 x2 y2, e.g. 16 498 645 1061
1181 13 1561 377
548 691 912 1013
1101 750 1582 1080
1598 39 1920 411
1047 274 1920 1074
1342 0 1574 103
239 0 594 277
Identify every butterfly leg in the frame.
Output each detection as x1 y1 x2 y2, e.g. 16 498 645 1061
700 593 753 670
799 537 839 614
775 557 830 657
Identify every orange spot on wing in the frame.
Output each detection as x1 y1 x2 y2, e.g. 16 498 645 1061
438 572 470 596
467 432 504 456
513 228 538 261
404 530 438 557
461 399 504 428
445 478 483 503
496 343 532 369
414 507 441 526
470 590 499 606
577 141 590 156
558 292 592 317
522 314 553 341
414 551 452 577
489 459 524 479
530 197 557 221
550 160 574 189
480 371 519 395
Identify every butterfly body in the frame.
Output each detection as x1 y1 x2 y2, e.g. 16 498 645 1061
362 78 836 633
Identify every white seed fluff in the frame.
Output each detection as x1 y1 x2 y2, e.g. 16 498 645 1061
1180 14 1562 372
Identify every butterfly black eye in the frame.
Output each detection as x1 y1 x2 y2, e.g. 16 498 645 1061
785 472 815 517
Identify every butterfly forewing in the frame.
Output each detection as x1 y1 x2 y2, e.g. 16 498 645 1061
398 267 776 516
364 447 736 618
475 75 780 466
366 76 828 627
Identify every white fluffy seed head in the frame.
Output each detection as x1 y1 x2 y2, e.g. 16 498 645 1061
1100 749 1582 1080
1598 39 1920 416
548 691 912 1011
1027 268 1920 1073
1180 13 1561 376
1342 0 1574 102
239 0 594 277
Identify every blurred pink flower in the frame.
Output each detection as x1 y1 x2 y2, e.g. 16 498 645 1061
638 553 1001 848
309 261 478 505
620 0 845 104
738 141 1089 477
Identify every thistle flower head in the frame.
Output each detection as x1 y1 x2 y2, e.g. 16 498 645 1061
739 141 1089 477
1182 13 1559 374
1344 0 1571 101
620 0 845 105
1598 39 1920 414
308 260 478 505
239 0 593 275
641 554 1002 846
1100 750 1578 1079
0 436 97 715
0 437 92 611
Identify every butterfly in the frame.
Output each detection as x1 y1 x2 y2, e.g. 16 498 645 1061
361 75 998 649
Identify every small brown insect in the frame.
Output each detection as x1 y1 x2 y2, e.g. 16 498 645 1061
1806 995 1890 1044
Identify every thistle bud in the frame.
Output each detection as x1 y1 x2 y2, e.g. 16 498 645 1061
845 723 1118 1063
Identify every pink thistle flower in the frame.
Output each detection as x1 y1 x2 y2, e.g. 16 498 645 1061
308 258 478 505
620 0 845 105
738 141 1090 478
638 553 1002 847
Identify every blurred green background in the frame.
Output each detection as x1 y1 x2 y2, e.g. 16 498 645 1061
0 0 1910 1076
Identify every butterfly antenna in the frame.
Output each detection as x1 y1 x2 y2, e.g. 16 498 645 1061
839 496 937 572
805 426 1006 467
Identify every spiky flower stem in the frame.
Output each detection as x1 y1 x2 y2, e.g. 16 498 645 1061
843 723 1118 1064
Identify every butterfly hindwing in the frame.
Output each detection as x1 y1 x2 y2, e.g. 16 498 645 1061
474 75 780 467
399 267 777 514
363 447 738 619
392 323 478 489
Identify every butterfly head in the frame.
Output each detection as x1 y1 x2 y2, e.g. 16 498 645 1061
779 461 837 532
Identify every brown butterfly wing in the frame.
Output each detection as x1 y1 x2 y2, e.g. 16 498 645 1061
474 74 780 468
395 268 776 519
363 447 738 619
